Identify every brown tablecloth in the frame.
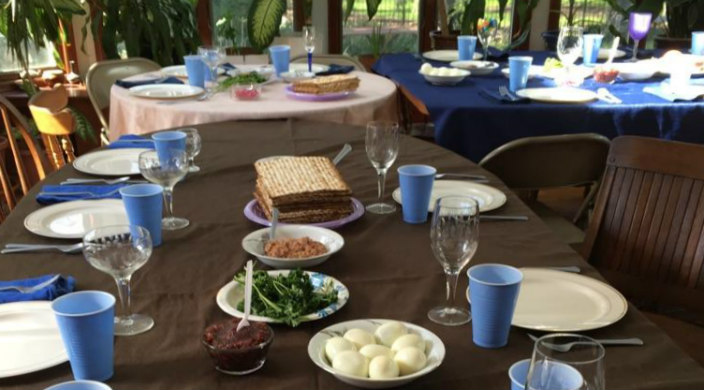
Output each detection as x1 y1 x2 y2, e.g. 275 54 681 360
2 120 704 389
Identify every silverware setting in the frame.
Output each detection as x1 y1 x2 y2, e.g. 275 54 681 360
436 173 487 180
0 275 61 292
37 188 123 199
60 176 146 185
2 243 84 254
479 215 528 221
597 88 623 104
158 92 211 105
527 333 644 352
499 85 521 102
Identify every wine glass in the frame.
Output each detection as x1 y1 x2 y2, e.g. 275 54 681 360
83 225 153 336
628 12 652 61
477 18 497 61
428 196 479 326
198 45 224 94
365 121 400 214
557 26 584 85
526 334 605 390
181 128 202 173
304 26 316 73
138 149 190 230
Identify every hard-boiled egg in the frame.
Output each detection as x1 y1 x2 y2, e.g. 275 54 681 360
375 321 408 347
429 68 440 76
325 336 357 362
420 63 433 75
369 355 400 379
344 328 376 349
394 346 427 376
391 333 425 352
438 67 451 76
359 344 394 360
332 350 369 377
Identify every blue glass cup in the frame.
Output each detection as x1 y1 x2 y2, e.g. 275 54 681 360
152 131 186 164
692 32 704 55
458 35 478 61
397 164 437 224
119 184 163 247
582 34 604 66
184 55 205 88
467 263 523 348
509 359 531 390
508 56 533 92
511 359 584 390
269 45 291 76
44 381 113 390
51 291 116 381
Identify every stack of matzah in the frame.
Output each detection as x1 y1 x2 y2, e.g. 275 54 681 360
291 74 360 95
254 156 353 223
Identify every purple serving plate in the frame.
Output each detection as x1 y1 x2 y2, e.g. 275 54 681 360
243 198 364 229
284 85 353 101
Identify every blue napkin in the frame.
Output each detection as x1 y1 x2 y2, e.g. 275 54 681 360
220 62 237 71
0 274 75 304
316 64 355 76
107 134 155 149
115 76 183 89
36 184 127 204
478 88 529 104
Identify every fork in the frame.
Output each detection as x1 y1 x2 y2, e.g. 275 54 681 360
499 85 518 102
0 275 61 293
158 92 211 105
37 188 123 199
2 243 84 254
61 176 137 185
436 173 488 181
527 333 644 352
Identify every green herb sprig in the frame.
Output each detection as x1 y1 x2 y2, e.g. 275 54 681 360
218 72 268 91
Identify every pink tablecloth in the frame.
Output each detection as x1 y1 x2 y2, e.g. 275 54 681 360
108 70 398 140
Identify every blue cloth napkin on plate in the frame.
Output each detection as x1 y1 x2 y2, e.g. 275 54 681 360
107 134 155 149
220 62 237 71
478 87 529 104
36 184 127 204
0 274 75 304
316 64 355 76
115 76 183 89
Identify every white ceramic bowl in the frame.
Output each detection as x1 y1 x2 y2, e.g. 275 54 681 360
614 62 657 81
420 69 470 86
450 60 499 75
308 319 445 389
241 225 344 268
280 70 316 83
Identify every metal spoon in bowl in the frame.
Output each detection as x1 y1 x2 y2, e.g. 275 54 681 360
332 143 352 166
237 260 254 332
606 36 620 65
270 208 279 241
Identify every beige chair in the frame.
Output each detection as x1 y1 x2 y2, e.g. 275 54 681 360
290 54 366 72
86 58 160 144
479 133 610 245
28 85 77 170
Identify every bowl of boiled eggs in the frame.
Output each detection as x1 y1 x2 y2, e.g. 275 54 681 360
419 63 470 86
307 319 445 389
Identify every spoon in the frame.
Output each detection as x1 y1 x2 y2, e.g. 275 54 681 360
606 37 620 65
236 260 254 332
269 208 279 241
332 143 352 166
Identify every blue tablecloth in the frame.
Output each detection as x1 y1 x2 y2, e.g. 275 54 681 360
373 51 704 162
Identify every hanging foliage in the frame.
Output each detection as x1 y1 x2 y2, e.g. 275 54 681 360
247 0 287 50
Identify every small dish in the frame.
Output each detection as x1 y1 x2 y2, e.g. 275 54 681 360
241 225 344 268
202 318 274 375
280 70 316 83
230 82 262 100
420 69 470 86
450 60 498 75
614 62 657 81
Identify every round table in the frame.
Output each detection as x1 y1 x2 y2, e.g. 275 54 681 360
108 69 398 140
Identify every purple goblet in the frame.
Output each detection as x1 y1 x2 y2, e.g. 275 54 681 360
628 12 652 61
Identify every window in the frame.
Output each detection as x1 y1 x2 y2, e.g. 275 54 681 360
343 0 419 56
0 34 57 73
210 0 297 48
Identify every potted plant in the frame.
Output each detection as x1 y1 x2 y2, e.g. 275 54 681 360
358 22 398 71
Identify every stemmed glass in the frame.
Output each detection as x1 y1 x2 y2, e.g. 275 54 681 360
365 121 400 214
557 26 584 84
139 149 190 230
428 196 479 326
198 46 224 94
526 334 605 390
628 12 652 61
304 26 316 73
83 225 153 336
181 128 202 173
477 18 497 61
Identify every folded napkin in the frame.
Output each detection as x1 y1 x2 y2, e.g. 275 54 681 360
107 134 155 149
36 184 127 204
0 274 75 304
115 76 183 89
643 82 704 102
478 88 529 104
316 64 355 76
220 62 237 71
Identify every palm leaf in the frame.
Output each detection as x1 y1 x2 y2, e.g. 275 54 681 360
247 0 286 49
344 0 355 22
497 0 509 22
366 0 381 20
461 0 485 35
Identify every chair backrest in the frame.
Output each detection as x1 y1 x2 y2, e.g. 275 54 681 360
85 57 161 131
582 136 704 318
290 54 367 72
28 85 77 170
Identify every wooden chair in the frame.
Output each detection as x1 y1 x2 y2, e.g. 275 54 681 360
479 133 610 245
0 95 49 220
290 54 367 72
28 85 77 170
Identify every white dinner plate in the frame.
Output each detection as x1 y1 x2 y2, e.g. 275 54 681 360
500 65 544 80
73 148 143 176
392 180 507 213
216 270 349 324
0 301 68 378
161 65 225 78
515 87 598 103
290 63 330 73
422 50 482 62
128 84 205 99
24 199 128 239
466 268 628 331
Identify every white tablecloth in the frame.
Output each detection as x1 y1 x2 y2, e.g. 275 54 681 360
108 69 398 140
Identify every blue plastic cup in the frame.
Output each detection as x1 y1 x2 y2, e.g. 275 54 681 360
51 291 116 381
184 55 205 88
269 45 291 76
692 32 704 55
467 263 523 348
508 56 533 92
582 34 603 66
397 164 437 224
152 130 186 163
510 359 583 390
119 184 163 247
457 35 478 61
44 380 113 390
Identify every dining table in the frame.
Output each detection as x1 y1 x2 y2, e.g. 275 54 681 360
373 51 704 162
2 119 704 389
108 68 398 141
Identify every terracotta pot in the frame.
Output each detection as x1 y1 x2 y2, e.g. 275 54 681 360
357 55 377 72
429 30 460 50
654 36 691 50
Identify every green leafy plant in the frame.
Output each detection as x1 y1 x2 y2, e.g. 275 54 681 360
216 11 238 49
247 0 287 50
367 21 397 58
344 0 383 22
